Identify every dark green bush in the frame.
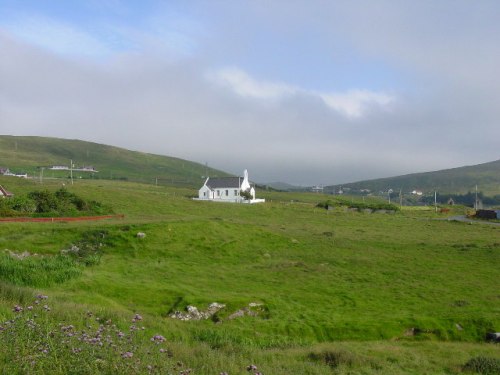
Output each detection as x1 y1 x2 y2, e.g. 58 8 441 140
1 188 113 217
317 198 399 211
463 356 500 374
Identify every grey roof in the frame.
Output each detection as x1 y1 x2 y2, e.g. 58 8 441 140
206 177 241 189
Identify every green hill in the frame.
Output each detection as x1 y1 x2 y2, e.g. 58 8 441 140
0 135 230 187
326 159 500 196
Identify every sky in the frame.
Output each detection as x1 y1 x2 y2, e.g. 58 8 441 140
0 0 499 185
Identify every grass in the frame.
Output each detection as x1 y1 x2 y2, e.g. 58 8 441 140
0 176 498 373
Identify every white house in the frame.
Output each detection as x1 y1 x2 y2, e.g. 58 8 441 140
196 169 265 204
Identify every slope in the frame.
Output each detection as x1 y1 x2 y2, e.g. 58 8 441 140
0 135 230 187
326 159 500 195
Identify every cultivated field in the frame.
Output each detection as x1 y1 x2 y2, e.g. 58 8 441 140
0 177 498 374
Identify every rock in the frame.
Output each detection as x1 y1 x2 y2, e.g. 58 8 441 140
486 332 500 342
455 323 463 331
136 232 146 238
169 302 225 321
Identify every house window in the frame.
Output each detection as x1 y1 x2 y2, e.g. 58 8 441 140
234 190 238 196
217 190 220 196
203 192 206 197
225 190 229 196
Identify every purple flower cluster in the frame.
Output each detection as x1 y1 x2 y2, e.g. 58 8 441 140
121 351 133 359
150 334 166 344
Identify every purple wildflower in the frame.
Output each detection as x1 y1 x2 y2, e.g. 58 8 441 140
247 365 258 371
13 305 23 313
121 351 133 359
150 334 166 344
132 313 143 322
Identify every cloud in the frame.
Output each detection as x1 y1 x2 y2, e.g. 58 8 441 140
0 2 499 186
209 67 395 118
208 67 295 100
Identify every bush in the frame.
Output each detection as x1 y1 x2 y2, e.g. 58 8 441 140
0 188 113 217
463 356 500 374
317 198 399 212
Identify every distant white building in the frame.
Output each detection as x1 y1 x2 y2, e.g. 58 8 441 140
196 169 265 204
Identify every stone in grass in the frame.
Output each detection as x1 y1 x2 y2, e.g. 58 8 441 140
486 332 500 342
136 232 146 239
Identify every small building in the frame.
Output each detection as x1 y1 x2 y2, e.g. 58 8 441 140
447 198 455 205
0 167 10 175
0 185 13 198
196 169 265 204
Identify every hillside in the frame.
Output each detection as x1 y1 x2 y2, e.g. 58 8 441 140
325 159 500 196
0 135 230 187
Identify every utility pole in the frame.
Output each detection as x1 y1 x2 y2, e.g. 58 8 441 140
399 188 403 208
475 184 478 210
70 159 74 185
434 191 437 213
39 167 44 184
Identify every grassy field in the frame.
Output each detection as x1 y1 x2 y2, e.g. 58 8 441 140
0 176 499 374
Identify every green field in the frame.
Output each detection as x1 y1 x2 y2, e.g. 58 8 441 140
0 176 499 374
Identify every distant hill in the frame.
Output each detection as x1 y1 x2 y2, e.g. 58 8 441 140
325 159 500 196
262 181 303 191
0 135 230 187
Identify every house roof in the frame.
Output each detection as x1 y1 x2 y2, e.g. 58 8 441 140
205 177 241 189
0 185 13 197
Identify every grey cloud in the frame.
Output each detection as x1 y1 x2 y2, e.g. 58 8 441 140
1 1 500 186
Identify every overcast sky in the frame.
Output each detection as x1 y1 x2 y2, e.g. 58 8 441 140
1 1 499 185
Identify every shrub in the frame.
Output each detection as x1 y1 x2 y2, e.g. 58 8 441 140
317 198 399 211
463 356 500 374
0 189 113 217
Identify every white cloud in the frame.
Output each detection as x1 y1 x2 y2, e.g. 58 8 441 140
208 67 296 100
209 67 394 118
320 90 394 118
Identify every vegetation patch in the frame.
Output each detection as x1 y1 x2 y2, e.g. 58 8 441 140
0 230 109 287
0 294 181 374
0 188 113 217
463 356 500 374
308 349 361 369
316 197 399 211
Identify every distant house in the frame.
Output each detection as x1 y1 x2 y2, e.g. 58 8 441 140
411 190 423 196
311 185 323 193
0 168 10 175
196 169 265 204
447 198 455 205
0 185 13 198
50 165 69 170
79 166 98 172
